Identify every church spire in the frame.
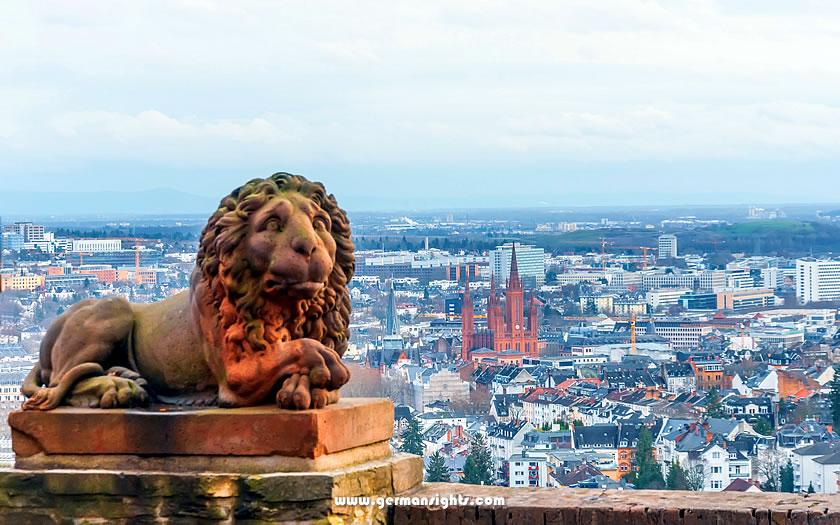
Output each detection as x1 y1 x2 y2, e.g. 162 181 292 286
463 270 471 304
508 243 522 291
385 280 400 336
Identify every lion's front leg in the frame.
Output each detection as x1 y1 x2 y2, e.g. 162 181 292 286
274 338 350 410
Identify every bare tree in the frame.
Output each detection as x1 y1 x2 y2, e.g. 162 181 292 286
754 448 784 492
342 363 385 398
684 460 706 491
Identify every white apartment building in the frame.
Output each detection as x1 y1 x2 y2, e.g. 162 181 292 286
796 258 840 304
726 268 757 289
71 239 123 253
658 234 678 258
641 270 726 291
508 451 549 488
490 243 545 288
646 288 691 309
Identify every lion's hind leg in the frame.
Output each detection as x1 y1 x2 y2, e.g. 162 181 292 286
22 362 105 410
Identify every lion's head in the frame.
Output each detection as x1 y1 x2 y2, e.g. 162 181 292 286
194 173 354 362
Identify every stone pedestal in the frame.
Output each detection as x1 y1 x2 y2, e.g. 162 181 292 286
10 397 395 473
2 398 423 523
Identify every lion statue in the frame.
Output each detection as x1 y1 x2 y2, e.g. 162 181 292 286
21 173 353 411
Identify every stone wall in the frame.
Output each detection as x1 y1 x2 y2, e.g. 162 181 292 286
392 484 840 524
3 474 840 524
0 454 421 524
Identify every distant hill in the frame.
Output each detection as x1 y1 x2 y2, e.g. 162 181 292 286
0 189 216 218
680 220 840 257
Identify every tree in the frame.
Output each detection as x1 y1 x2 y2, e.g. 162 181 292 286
461 433 494 485
426 450 452 482
666 462 689 490
808 481 816 494
753 417 773 436
684 461 705 491
780 459 794 493
705 387 724 419
624 426 665 489
831 365 840 431
399 415 424 456
756 449 785 492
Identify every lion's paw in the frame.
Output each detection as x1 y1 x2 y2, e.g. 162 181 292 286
68 375 150 408
22 387 63 411
276 374 341 410
275 339 349 409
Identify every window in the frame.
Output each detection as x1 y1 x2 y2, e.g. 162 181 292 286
711 481 722 489
712 452 720 459
711 466 721 474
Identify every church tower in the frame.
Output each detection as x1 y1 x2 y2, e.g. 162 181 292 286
505 244 525 340
460 273 474 360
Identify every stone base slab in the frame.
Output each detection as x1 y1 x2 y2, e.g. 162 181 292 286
14 439 391 474
10 397 393 462
0 453 423 524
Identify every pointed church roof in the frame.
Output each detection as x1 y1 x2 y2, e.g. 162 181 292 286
463 271 472 305
509 243 520 280
507 243 522 290
385 280 400 336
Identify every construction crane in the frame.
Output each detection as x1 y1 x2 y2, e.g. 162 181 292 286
628 311 659 355
75 252 92 267
609 245 659 270
110 238 161 285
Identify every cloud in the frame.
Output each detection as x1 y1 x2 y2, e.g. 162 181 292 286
1 0 840 205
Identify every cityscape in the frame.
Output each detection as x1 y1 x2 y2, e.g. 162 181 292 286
3 204 840 494
4 2 840 521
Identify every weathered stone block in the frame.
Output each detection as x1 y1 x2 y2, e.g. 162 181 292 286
10 397 393 459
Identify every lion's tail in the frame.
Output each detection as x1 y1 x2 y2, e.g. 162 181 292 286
21 362 42 398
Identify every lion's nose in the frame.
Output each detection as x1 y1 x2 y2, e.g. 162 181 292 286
292 236 317 257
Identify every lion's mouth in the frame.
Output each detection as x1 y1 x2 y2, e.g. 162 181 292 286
266 279 325 296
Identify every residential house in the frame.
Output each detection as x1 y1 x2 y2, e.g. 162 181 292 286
487 420 534 483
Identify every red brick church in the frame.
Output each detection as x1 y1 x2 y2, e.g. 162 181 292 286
461 245 540 360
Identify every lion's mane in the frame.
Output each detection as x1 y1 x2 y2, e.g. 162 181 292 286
194 173 354 363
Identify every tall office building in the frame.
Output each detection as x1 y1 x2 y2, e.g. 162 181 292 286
490 242 545 288
796 258 840 304
658 234 678 259
3 221 45 243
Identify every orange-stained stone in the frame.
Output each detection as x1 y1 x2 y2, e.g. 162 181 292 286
9 397 392 459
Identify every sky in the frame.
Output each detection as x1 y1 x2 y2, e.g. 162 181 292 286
1 1 840 211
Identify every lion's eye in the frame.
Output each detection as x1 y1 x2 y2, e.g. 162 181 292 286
265 218 283 231
314 216 330 230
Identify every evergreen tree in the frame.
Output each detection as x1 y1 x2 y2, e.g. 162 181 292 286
625 426 665 489
831 365 840 431
425 450 452 482
399 415 424 456
780 459 794 493
666 462 688 490
461 433 494 485
753 417 773 436
705 387 724 419
808 481 816 494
